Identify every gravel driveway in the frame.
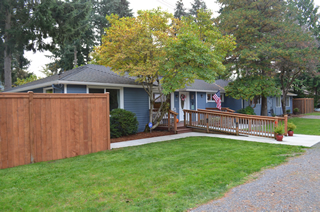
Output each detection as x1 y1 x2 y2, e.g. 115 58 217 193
300 115 320 119
191 142 320 212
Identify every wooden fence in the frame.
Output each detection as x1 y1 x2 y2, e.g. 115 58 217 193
184 109 287 139
293 98 314 114
0 92 110 169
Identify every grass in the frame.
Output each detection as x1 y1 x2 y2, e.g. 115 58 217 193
289 117 320 135
0 137 304 211
303 112 320 116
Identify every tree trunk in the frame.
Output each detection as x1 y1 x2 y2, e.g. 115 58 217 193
4 8 12 90
281 93 287 115
261 96 268 116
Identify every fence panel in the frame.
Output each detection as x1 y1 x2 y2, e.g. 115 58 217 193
293 98 314 114
0 92 110 169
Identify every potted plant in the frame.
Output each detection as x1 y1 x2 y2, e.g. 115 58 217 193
293 108 299 115
287 122 296 136
274 125 285 141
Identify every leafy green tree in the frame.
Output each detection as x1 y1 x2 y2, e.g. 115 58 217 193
174 0 187 19
14 74 40 86
93 9 235 130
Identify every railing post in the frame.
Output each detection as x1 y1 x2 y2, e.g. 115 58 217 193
28 91 34 163
184 110 186 127
284 114 288 136
198 113 200 125
206 114 209 133
189 112 192 126
168 111 171 131
174 114 177 134
274 117 279 139
248 119 252 131
236 117 239 136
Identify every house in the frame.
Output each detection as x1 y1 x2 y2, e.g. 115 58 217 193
5 64 295 131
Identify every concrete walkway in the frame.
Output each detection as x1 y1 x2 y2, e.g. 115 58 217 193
111 132 320 149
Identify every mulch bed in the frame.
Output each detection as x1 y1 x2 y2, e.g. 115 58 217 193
111 130 175 143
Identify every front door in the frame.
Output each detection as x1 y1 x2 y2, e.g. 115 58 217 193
179 92 189 121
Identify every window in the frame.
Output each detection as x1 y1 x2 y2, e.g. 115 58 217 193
154 93 166 103
88 87 120 111
276 96 281 107
43 87 53 93
286 97 290 107
206 93 224 103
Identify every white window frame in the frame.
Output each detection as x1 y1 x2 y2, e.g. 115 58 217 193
86 85 124 109
286 97 290 107
43 87 54 93
276 96 281 107
206 93 224 103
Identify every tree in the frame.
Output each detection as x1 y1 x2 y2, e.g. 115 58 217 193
189 0 207 17
93 0 133 45
92 9 235 130
14 73 40 86
174 0 187 19
217 0 292 116
274 21 318 114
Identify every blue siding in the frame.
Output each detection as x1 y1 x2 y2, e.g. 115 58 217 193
124 88 149 132
197 92 206 109
223 96 242 111
28 87 44 93
269 96 293 116
67 85 86 93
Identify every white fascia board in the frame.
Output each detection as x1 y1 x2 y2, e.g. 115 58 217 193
184 89 222 93
4 81 58 93
58 80 149 88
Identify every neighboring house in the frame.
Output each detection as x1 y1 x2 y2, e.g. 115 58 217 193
4 64 295 131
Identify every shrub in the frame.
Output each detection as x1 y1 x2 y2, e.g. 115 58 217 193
287 122 296 131
237 106 256 115
286 109 291 114
274 125 284 135
293 108 299 114
110 109 139 138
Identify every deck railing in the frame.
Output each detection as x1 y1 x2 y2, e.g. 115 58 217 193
206 107 235 113
184 109 287 139
152 109 178 133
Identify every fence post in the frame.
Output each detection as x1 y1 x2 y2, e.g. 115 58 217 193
206 113 209 133
168 111 171 131
174 114 177 134
28 91 34 163
106 92 110 150
274 117 279 139
236 117 239 136
284 115 288 136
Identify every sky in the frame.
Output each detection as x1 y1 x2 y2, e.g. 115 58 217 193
25 0 320 77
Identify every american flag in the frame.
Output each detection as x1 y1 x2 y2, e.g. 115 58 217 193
213 90 221 110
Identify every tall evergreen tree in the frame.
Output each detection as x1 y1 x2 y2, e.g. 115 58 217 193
189 0 207 17
93 0 133 45
174 0 187 19
217 0 289 115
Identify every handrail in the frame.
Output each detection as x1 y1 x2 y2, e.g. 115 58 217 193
184 109 287 138
206 107 235 113
197 109 285 121
169 109 178 116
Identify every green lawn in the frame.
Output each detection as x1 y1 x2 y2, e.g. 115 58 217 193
0 137 304 211
289 117 320 135
303 112 320 116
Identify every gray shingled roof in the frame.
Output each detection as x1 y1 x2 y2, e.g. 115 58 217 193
184 79 229 92
5 64 231 92
5 64 139 92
